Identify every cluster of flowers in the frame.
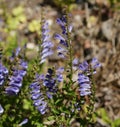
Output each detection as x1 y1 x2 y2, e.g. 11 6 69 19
55 15 72 58
40 20 54 64
5 47 28 95
78 58 101 96
29 67 64 114
0 47 28 114
28 16 101 115
29 74 47 115
0 15 101 125
5 60 28 95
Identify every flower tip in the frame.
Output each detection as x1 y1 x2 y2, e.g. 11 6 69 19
19 118 28 126
0 104 4 114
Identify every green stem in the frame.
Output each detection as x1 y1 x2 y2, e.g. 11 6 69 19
87 69 96 123
66 11 73 82
37 10 44 73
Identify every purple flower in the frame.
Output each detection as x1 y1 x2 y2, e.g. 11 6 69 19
5 60 28 95
54 34 65 41
79 61 89 71
68 25 73 32
56 46 67 58
56 67 64 82
78 73 91 96
43 68 55 87
55 15 73 58
5 86 20 95
10 47 21 61
29 74 47 115
46 92 53 99
91 58 101 69
0 104 4 114
40 21 54 64
43 68 64 98
0 63 8 86
72 58 79 66
78 58 101 96
19 118 28 126
43 68 57 98
15 47 21 56
20 61 28 70
79 58 101 74
74 103 81 111
56 18 65 26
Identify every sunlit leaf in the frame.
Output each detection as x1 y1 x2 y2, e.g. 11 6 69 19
12 6 24 16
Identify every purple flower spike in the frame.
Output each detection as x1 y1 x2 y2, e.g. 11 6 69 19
29 74 47 115
78 58 101 96
55 15 73 58
5 60 27 95
40 21 54 64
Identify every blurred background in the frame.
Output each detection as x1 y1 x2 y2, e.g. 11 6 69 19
0 0 120 126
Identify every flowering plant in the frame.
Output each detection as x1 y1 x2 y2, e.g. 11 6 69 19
0 11 101 127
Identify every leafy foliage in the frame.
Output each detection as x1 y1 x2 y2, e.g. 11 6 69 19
0 7 102 127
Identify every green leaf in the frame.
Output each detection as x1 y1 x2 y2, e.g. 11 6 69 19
112 118 120 127
51 108 59 115
97 108 112 124
7 16 20 29
47 116 55 121
55 98 63 105
17 14 26 22
23 99 31 110
12 6 24 16
28 20 40 32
